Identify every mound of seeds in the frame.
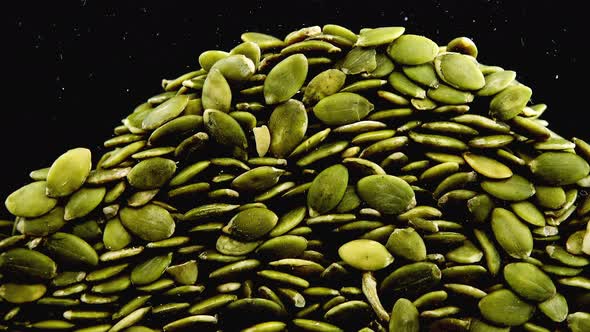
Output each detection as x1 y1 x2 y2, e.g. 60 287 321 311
1 24 590 332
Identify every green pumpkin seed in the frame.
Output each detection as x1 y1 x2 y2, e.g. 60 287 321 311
510 201 546 227
338 239 393 271
216 235 262 256
256 235 308 261
463 152 512 179
478 289 535 326
44 232 98 266
491 208 533 259
16 206 65 237
203 109 248 149
201 68 232 112
539 293 568 322
5 181 57 218
381 262 441 296
427 83 474 104
268 206 307 237
313 92 374 126
264 54 308 105
119 204 175 241
385 228 426 261
307 164 348 217
489 84 533 120
530 151 590 185
340 47 377 75
211 54 256 81
142 95 189 130
356 26 404 47
388 34 438 65
127 157 176 190
46 148 92 197
403 63 440 89
434 52 485 90
0 248 57 279
223 207 278 240
131 253 173 285
64 187 106 220
357 174 416 215
504 262 556 301
481 174 535 201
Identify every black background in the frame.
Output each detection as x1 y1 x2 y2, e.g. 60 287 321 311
2 0 586 215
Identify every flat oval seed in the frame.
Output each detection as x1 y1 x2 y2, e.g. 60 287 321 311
313 92 374 126
389 298 420 332
388 71 427 98
478 289 535 326
510 201 546 227
386 228 427 261
264 54 308 105
357 174 416 215
204 109 248 149
530 152 590 185
539 293 569 323
303 69 346 106
127 157 176 190
0 248 57 279
463 152 512 179
491 208 533 259
324 300 371 328
0 283 46 303
340 47 377 75
388 34 438 65
44 232 98 266
307 164 348 217
481 174 535 201
434 52 485 90
256 235 308 261
489 84 533 120
269 99 308 157
211 54 255 81
380 262 442 296
216 235 261 256
202 68 232 112
223 207 278 240
131 253 173 285
5 181 57 218
292 318 343 332
504 262 556 301
119 204 175 241
477 70 517 96
427 84 474 104
142 95 189 130
232 166 285 192
46 148 92 197
338 239 393 271
356 26 404 47
64 187 106 220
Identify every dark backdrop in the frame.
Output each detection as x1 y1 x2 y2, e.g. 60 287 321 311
2 0 586 214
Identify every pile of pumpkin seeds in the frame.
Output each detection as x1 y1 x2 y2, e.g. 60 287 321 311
1 24 590 332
